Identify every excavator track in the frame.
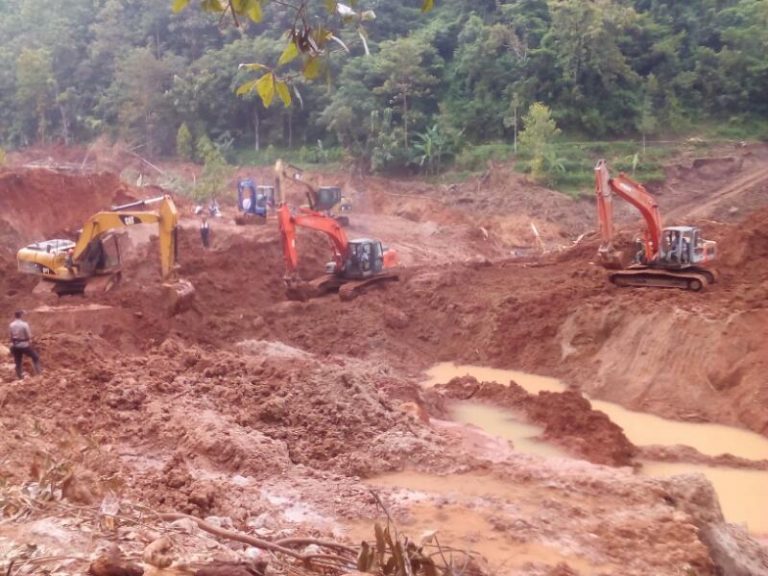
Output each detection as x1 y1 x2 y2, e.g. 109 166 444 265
338 271 399 301
47 274 120 297
608 267 714 291
285 272 399 301
234 214 268 226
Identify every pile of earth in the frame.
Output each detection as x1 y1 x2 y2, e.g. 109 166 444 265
0 334 454 519
427 374 637 467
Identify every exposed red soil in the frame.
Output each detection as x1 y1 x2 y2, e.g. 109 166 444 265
1 143 768 575
0 167 138 245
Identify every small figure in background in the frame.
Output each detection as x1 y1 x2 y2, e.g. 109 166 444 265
200 216 211 249
8 310 42 380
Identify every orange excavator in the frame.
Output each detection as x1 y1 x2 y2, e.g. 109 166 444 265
595 159 717 291
275 163 397 301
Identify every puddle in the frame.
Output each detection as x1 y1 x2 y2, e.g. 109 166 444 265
451 402 567 459
423 363 768 533
424 363 768 461
587 400 768 461
424 362 564 394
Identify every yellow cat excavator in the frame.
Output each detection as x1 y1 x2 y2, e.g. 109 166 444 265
17 195 194 313
274 160 352 227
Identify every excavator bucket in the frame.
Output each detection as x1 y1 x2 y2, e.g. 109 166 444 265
284 276 335 301
163 278 196 317
597 246 624 270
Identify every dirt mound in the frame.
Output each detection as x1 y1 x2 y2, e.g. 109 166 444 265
0 336 448 506
713 207 768 283
433 375 637 466
0 167 138 246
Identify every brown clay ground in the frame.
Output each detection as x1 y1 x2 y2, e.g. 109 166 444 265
1 143 768 575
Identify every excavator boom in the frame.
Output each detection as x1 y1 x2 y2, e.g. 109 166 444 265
274 159 350 226
595 159 663 267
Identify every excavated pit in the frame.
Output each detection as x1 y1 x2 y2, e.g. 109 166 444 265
1 150 768 575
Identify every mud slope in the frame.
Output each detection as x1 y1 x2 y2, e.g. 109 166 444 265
0 167 138 245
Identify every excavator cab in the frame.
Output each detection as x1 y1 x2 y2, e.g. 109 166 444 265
313 187 343 212
657 226 716 268
238 179 274 218
344 239 384 278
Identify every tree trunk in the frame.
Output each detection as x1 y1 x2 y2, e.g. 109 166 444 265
253 106 260 151
37 108 46 143
513 106 518 154
403 91 408 149
145 110 154 156
287 110 293 149
58 101 70 145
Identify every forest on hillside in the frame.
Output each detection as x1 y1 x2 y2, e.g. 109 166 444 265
0 0 766 173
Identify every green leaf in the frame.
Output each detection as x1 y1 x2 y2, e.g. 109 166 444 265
235 78 259 96
255 72 276 107
275 80 291 106
201 0 225 12
246 0 263 22
171 0 190 13
303 56 321 79
324 0 337 13
239 62 269 72
421 0 434 12
278 41 299 66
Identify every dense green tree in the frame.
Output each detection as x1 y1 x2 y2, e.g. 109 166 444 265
442 15 525 142
15 48 55 144
108 47 183 155
0 0 766 166
538 0 640 134
176 122 193 160
373 35 442 148
519 102 561 182
318 56 381 157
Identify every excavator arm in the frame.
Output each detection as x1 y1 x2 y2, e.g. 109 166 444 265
277 204 348 278
274 159 348 223
73 195 178 280
274 160 320 210
595 159 663 267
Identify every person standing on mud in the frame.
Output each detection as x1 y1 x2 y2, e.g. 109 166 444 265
8 310 42 380
200 216 211 249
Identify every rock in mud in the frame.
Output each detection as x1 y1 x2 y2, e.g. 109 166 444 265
89 546 143 576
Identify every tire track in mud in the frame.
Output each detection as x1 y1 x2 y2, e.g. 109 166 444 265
670 164 768 221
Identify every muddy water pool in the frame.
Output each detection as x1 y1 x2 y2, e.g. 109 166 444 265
423 362 768 533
